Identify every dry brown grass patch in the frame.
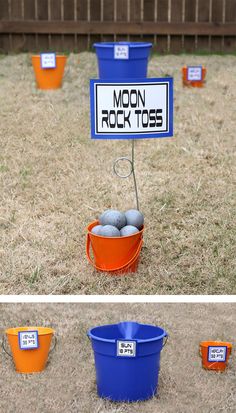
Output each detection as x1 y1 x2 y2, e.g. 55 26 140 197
0 53 235 294
0 303 235 412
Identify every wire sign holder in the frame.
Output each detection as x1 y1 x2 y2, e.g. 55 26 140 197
113 140 140 210
90 78 174 209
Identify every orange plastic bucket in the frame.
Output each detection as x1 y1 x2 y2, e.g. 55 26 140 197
200 341 232 372
86 220 144 274
182 66 206 87
3 326 56 373
31 55 67 89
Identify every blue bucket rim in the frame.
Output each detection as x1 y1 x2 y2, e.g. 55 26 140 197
87 322 167 344
93 42 153 49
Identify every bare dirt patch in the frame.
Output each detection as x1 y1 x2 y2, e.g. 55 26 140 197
0 303 235 413
0 53 235 294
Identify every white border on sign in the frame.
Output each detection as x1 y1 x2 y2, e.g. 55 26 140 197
90 78 173 139
18 330 39 350
208 346 227 362
187 66 202 81
114 45 129 60
0 295 235 303
117 340 136 357
40 53 57 69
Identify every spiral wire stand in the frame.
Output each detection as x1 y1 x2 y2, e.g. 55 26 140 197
113 140 140 211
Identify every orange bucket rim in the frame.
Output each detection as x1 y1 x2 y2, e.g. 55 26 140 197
200 341 232 349
5 326 55 336
31 54 67 58
182 66 206 70
87 220 144 239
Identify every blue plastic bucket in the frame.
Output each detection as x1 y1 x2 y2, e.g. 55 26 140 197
93 42 152 79
88 321 168 402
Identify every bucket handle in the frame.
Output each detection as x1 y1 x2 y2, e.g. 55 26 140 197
2 334 57 357
49 335 57 355
86 234 143 272
162 335 168 349
2 336 12 358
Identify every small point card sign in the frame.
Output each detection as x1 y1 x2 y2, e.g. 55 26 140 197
114 45 129 60
117 340 136 357
40 53 56 69
90 77 173 139
18 330 39 350
187 66 203 82
208 346 227 362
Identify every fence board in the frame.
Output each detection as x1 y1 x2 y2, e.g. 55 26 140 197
77 0 87 19
170 0 183 53
103 0 114 41
76 0 88 50
89 0 101 48
130 0 142 41
1 21 236 35
103 0 114 20
211 0 223 52
184 0 196 52
50 0 63 52
116 0 128 42
0 0 10 52
37 0 49 50
11 0 24 51
90 0 101 20
24 0 36 50
198 0 210 52
130 0 141 21
64 0 75 19
198 0 210 21
0 0 236 53
143 0 155 46
144 0 155 20
212 0 223 21
37 0 48 19
116 0 127 20
225 0 236 51
157 0 168 53
11 0 22 19
63 0 75 51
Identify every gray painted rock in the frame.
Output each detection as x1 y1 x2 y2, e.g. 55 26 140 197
99 225 120 237
120 225 139 237
124 209 144 230
91 225 103 235
99 209 126 230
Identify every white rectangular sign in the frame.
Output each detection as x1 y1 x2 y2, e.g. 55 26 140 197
208 346 227 362
18 330 39 350
117 340 136 357
90 78 173 139
40 53 56 69
187 66 202 81
114 45 129 60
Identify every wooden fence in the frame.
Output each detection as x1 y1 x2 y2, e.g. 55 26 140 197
0 0 236 53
